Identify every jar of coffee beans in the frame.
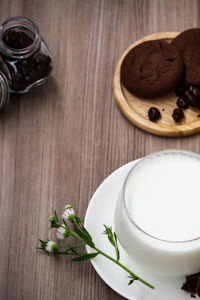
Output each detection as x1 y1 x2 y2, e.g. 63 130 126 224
0 16 52 93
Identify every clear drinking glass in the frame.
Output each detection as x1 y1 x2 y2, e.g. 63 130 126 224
115 150 200 277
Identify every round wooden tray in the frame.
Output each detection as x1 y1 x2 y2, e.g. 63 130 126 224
112 32 200 137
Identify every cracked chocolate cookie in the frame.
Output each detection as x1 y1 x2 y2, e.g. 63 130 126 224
120 40 184 98
172 28 200 86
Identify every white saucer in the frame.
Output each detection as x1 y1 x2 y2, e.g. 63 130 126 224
84 160 191 300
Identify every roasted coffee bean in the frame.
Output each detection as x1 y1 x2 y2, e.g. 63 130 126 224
2 52 52 91
20 60 34 75
33 53 51 65
24 75 31 82
182 90 197 106
188 86 200 99
18 31 33 48
148 107 161 122
172 108 184 123
37 63 51 77
3 29 33 49
176 97 189 109
175 86 185 97
10 69 23 91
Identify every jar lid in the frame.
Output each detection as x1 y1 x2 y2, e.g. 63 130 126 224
0 71 9 110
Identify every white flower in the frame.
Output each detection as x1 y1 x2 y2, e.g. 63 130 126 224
56 224 70 240
62 205 75 221
57 226 65 240
45 241 57 253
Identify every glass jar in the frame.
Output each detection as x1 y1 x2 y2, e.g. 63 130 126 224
0 17 52 93
0 71 9 110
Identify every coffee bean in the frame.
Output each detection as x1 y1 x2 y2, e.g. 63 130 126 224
33 53 51 65
20 60 34 75
3 29 33 49
182 90 197 106
175 86 185 97
172 108 184 123
24 75 31 82
10 68 23 91
1 29 52 92
188 86 200 99
176 97 189 109
148 107 161 122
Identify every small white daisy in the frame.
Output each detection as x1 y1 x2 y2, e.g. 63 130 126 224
45 241 57 253
56 224 70 240
62 205 75 221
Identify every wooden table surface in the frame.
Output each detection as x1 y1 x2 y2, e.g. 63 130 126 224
0 0 200 299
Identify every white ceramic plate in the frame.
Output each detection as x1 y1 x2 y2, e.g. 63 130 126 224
84 160 191 300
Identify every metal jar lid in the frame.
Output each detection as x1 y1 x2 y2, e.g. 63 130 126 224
0 71 9 110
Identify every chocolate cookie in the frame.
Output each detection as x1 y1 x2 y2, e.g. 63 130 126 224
172 28 200 86
121 40 184 98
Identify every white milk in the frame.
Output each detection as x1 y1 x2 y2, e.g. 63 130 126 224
125 153 200 241
115 151 200 276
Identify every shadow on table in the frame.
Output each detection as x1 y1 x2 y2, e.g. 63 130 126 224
0 77 59 123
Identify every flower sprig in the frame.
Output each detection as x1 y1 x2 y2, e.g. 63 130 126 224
38 205 154 290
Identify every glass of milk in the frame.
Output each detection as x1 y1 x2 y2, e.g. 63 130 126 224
115 149 200 277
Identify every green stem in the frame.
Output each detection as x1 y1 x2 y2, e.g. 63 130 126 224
93 246 154 289
60 243 85 249
70 231 84 241
73 218 80 228
55 251 87 255
114 243 119 261
60 225 67 229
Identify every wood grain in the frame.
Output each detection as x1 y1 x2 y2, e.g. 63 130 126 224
0 0 200 300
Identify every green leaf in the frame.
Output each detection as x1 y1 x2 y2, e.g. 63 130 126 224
72 252 98 262
54 211 59 223
103 225 115 246
128 275 137 285
74 227 95 248
39 239 48 250
128 279 134 285
103 225 120 260
74 216 84 224
65 244 80 254
63 219 68 227
82 227 93 242
66 248 78 254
